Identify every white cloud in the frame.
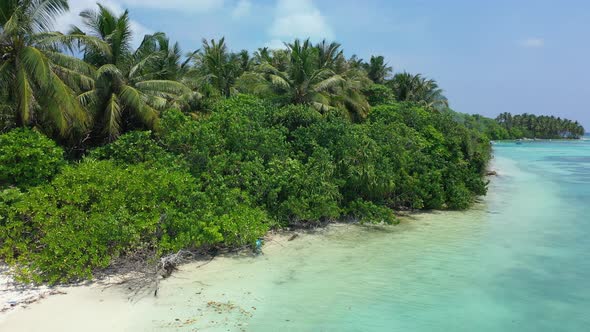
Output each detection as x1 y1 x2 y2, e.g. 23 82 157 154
52 0 223 45
268 0 334 44
54 0 152 47
265 39 286 50
118 0 224 12
521 38 545 48
231 0 251 19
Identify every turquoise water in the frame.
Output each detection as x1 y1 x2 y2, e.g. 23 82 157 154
139 137 590 331
3 138 589 331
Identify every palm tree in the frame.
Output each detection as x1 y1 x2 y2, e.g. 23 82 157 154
0 0 106 137
316 40 343 70
134 32 183 81
238 39 370 120
186 37 244 98
388 72 448 111
363 55 392 84
254 39 343 107
347 55 365 69
496 112 513 129
72 4 191 140
133 32 202 111
331 53 372 121
236 49 251 73
252 47 272 65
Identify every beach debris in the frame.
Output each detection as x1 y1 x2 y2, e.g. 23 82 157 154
1 290 66 313
254 238 263 255
158 250 191 279
206 301 253 319
486 170 498 176
159 317 199 329
288 233 299 241
155 300 253 330
153 249 193 297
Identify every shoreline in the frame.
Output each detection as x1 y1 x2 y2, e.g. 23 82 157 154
0 213 481 319
0 220 422 316
0 229 309 318
0 157 501 320
0 207 496 331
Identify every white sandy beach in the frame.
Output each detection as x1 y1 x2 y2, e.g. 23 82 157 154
0 231 300 331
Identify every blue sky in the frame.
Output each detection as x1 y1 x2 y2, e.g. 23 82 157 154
60 0 590 128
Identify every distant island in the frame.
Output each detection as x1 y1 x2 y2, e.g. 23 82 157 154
452 112 585 140
0 1 585 284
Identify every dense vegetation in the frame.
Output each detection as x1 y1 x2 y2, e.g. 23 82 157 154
0 95 491 282
0 1 582 283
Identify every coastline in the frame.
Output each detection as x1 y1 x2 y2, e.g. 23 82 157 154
0 157 502 324
0 214 489 323
0 208 498 331
0 230 302 319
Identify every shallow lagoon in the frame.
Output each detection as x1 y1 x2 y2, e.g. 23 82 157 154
2 138 590 331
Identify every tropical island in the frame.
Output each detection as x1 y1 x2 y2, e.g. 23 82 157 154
0 0 585 287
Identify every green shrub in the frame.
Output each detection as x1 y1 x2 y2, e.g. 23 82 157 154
363 84 396 106
159 97 343 224
289 114 399 205
266 150 342 223
0 188 22 227
88 131 186 170
346 199 398 224
369 103 488 210
0 160 268 283
159 109 221 175
160 96 490 217
446 182 473 210
204 188 270 247
159 97 289 176
0 128 65 188
271 104 323 133
0 95 496 283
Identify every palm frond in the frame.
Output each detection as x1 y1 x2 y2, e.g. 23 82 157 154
1 8 21 35
44 51 96 76
128 51 162 79
51 65 95 91
313 75 344 92
119 84 158 127
134 80 191 96
16 66 33 124
28 0 69 32
35 32 112 56
77 90 98 108
96 64 123 79
20 46 51 89
144 95 168 109
269 74 290 89
45 70 89 134
235 72 271 95
103 93 121 140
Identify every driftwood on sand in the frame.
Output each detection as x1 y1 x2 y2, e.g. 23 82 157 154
153 250 193 296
